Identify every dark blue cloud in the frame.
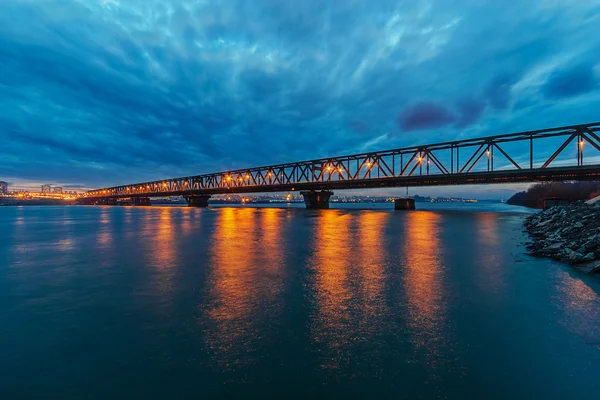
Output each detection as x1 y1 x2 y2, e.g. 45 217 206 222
397 102 455 131
543 64 598 98
455 97 487 128
0 0 599 191
483 73 520 110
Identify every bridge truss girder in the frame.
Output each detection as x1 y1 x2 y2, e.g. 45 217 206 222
86 122 600 199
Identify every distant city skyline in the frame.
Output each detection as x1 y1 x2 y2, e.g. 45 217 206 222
1 1 599 196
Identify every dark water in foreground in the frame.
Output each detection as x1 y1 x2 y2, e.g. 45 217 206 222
1 204 600 399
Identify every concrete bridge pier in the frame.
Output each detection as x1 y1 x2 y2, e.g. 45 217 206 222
394 198 415 210
185 194 211 207
133 197 151 206
301 190 333 209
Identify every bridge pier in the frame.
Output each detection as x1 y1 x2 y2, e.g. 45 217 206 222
394 198 416 210
133 197 151 206
185 194 211 208
301 190 333 209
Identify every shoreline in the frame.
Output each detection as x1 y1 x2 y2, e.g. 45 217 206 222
0 199 74 206
524 203 600 274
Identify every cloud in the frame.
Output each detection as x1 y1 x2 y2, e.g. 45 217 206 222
543 64 598 98
347 120 371 134
455 97 487 128
483 73 519 110
397 102 455 131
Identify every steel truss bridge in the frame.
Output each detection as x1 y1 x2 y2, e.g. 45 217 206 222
84 122 600 207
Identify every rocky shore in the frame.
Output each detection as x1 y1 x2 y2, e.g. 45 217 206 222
524 203 600 273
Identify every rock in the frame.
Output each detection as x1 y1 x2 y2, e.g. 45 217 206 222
568 251 585 263
583 252 596 261
523 204 600 266
545 242 564 250
584 239 600 251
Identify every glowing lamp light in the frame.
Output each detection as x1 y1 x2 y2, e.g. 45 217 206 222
418 157 423 163
580 140 585 147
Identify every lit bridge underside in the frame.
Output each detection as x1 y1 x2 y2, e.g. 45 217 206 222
84 122 600 208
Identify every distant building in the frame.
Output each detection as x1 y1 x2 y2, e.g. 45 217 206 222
41 185 51 193
53 187 63 194
0 181 7 194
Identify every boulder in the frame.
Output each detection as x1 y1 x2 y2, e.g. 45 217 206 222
524 204 600 266
583 252 596 261
584 239 600 251
545 242 564 250
568 251 585 263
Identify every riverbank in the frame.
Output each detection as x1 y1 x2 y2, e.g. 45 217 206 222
0 198 73 206
524 203 600 273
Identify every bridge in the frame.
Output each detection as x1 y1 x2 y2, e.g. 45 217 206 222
83 122 600 209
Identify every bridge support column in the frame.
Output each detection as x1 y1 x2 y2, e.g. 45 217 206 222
133 197 151 206
394 198 415 210
185 194 211 208
301 190 333 209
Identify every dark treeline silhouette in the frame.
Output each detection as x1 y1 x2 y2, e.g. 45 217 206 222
507 181 600 208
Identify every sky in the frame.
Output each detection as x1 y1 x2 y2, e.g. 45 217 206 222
1 0 600 198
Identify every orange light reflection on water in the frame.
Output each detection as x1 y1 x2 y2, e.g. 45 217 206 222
476 212 499 247
402 211 447 362
310 210 354 370
96 208 112 250
142 207 178 299
205 208 272 369
356 211 389 331
257 208 285 294
553 269 600 344
474 212 505 293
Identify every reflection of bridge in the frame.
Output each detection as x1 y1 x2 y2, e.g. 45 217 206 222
83 122 600 209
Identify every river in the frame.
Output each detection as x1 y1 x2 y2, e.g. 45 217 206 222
1 204 600 398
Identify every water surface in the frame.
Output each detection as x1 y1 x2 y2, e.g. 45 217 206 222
1 204 599 398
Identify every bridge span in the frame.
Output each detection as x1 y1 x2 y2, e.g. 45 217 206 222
83 122 600 209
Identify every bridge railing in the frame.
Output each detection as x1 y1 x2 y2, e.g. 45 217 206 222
87 122 600 197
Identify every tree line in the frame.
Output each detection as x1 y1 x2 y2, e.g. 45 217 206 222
507 181 600 208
